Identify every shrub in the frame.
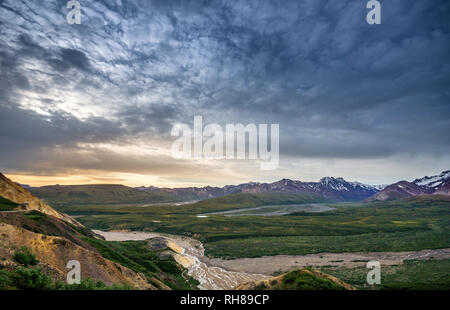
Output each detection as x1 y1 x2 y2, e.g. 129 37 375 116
0 269 13 289
0 196 19 211
155 259 181 274
13 247 38 266
55 278 133 290
281 270 346 290
254 282 268 290
12 267 54 290
23 210 47 221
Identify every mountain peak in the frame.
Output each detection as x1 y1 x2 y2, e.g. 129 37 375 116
368 169 450 201
319 176 347 185
413 170 450 188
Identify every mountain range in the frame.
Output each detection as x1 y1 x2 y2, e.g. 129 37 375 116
137 171 450 202
19 170 450 205
136 177 385 202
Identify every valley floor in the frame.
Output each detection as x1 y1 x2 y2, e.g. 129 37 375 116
55 195 450 290
202 248 450 275
94 230 450 290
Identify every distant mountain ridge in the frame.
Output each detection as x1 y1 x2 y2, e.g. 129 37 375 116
29 184 176 206
137 177 382 202
22 170 450 204
368 170 450 201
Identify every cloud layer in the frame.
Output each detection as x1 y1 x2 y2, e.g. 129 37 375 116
0 0 449 186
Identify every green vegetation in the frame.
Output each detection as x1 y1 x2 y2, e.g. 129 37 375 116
189 192 326 213
57 278 133 290
280 269 346 290
29 184 176 206
9 267 54 289
204 230 449 258
320 259 450 290
1 245 131 290
245 268 349 290
13 247 38 266
0 267 132 290
64 195 450 258
0 196 19 211
81 237 199 290
23 210 47 221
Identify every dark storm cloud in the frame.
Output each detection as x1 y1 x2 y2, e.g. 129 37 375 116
0 0 449 178
50 48 93 72
117 103 181 135
15 34 92 73
0 51 30 93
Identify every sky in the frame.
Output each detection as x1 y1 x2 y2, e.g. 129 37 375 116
0 0 449 187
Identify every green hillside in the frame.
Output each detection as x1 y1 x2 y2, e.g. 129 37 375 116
320 259 450 290
0 195 20 211
29 184 177 206
236 267 352 290
188 192 326 213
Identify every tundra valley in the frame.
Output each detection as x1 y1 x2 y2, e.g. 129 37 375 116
1 171 449 290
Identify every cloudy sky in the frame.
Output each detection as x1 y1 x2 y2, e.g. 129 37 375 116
1 0 449 187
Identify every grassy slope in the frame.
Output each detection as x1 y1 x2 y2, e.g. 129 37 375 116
0 195 19 211
0 211 198 290
0 248 133 290
320 259 450 290
71 195 450 258
80 237 199 290
0 210 98 251
188 192 326 213
238 268 351 290
30 184 177 206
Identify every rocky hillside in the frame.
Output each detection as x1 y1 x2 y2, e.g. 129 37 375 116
0 174 197 290
0 173 81 227
235 268 355 290
0 222 151 289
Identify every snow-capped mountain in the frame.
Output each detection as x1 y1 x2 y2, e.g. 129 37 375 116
368 170 450 201
136 177 382 202
136 171 450 203
307 177 380 201
413 170 450 189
